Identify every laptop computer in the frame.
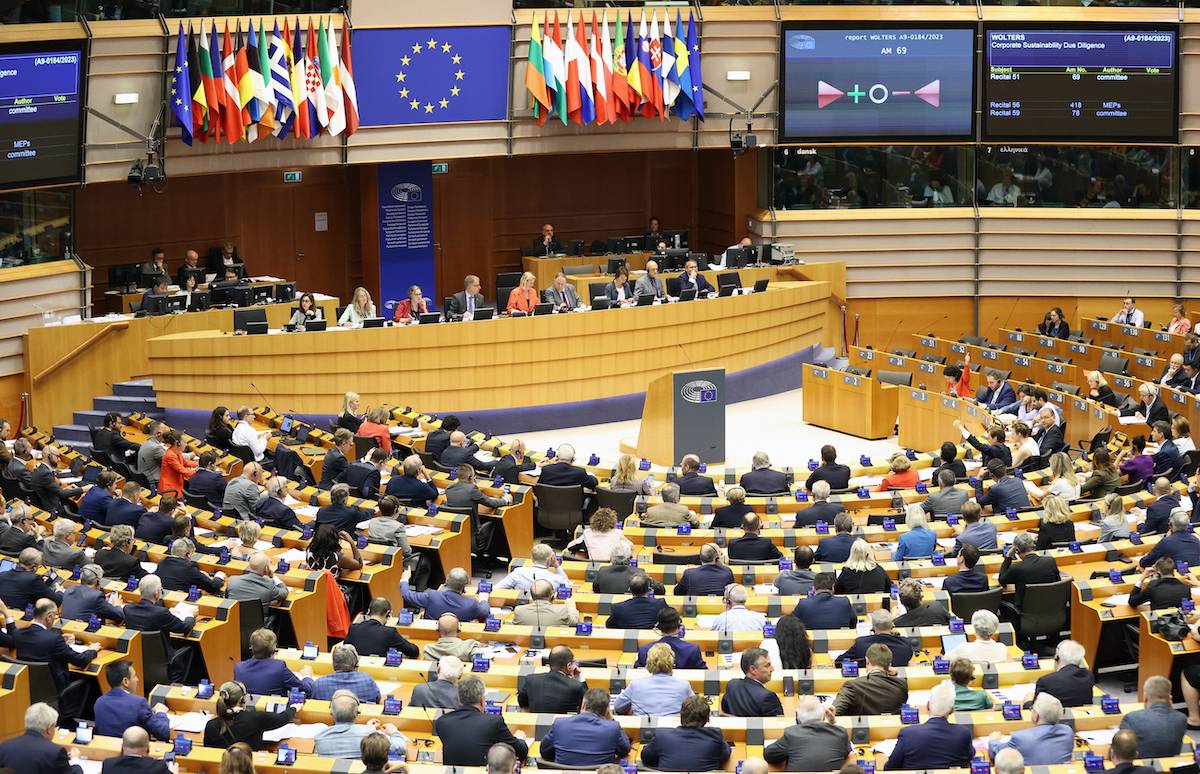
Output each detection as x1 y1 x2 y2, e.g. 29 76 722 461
472 308 495 321
679 288 697 302
533 302 554 316
419 312 442 324
295 425 311 444
636 294 654 306
753 279 770 293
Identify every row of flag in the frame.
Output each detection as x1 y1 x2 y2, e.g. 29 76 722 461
170 18 360 146
524 10 705 127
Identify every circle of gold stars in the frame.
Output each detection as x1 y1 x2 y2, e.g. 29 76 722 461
394 35 465 115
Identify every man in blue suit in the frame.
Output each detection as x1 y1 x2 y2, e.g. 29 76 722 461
977 372 1017 412
0 703 85 774
122 575 195 683
739 452 790 495
441 431 497 472
675 454 718 496
974 459 1030 514
673 544 734 596
80 470 119 524
834 608 914 668
16 599 98 722
814 513 856 563
0 547 62 609
1138 477 1179 534
401 566 490 621
606 574 668 629
340 449 386 499
1139 511 1200 568
633 607 706 669
235 627 315 697
187 451 227 506
1151 421 1183 478
793 572 856 630
385 455 440 506
794 481 845 527
885 682 974 770
94 661 170 741
61 564 124 623
539 688 632 766
255 477 303 530
988 693 1074 765
106 482 148 528
316 484 365 534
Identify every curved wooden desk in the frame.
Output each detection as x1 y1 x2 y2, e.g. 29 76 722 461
146 281 832 414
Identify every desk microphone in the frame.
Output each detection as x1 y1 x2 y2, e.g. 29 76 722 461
248 382 271 413
882 319 905 355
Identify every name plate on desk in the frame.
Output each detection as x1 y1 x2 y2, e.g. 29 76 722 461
920 337 936 349
1122 326 1138 336
1013 356 1030 367
981 349 999 361
941 397 959 409
1073 399 1087 411
909 390 927 401
811 368 828 379
888 356 904 366
1038 336 1054 348
1070 343 1087 354
918 362 936 374
1046 362 1064 375
1092 321 1108 331
1007 331 1023 343
843 375 861 387
1173 391 1187 405
1048 392 1064 405
1093 407 1107 419
1155 331 1173 342
1114 376 1133 389
860 350 875 361
965 405 980 418
951 343 967 354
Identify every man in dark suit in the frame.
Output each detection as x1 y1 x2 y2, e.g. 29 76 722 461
633 607 705 669
893 578 951 627
517 645 587 713
605 574 668 629
16 599 98 721
493 439 536 485
1158 354 1189 390
998 533 1061 609
711 488 753 529
0 504 42 556
61 564 124 623
885 682 974 769
93 661 170 740
542 273 581 311
805 445 851 491
425 416 465 461
739 451 789 495
793 572 856 630
445 275 488 320
1129 557 1192 609
943 544 990 594
533 224 564 257
94 412 139 461
341 448 386 499
1139 511 1200 568
80 470 119 525
6 437 33 488
319 430 354 489
833 608 914 667
1119 676 1187 759
0 547 62 609
1035 407 1066 457
675 454 717 496
106 482 148 529
316 484 366 534
678 259 715 295
0 702 85 774
540 687 631 767
155 538 224 595
174 249 204 288
255 478 303 530
795 480 845 527
344 597 420 659
974 459 1031 514
434 675 529 766
814 513 856 563
134 494 178 545
123 575 195 683
1121 383 1170 428
593 545 666 596
727 514 783 561
673 544 734 596
95 525 147 581
441 431 497 472
1106 729 1157 774
411 657 462 709
1032 639 1095 708
976 372 1017 412
720 647 783 716
235 627 315 697
386 454 441 506
28 447 82 514
1181 362 1200 394
101 728 171 774
538 444 599 488
187 451 227 506
1151 421 1183 477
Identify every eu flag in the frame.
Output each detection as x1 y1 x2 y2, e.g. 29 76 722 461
354 26 509 126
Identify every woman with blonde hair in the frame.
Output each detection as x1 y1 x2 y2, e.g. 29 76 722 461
337 391 362 433
507 271 539 315
1170 303 1192 335
836 539 889 594
1034 493 1076 549
1173 416 1194 455
607 453 653 495
1086 371 1119 407
1097 492 1131 542
339 286 376 326
1028 452 1080 503
612 642 693 716
876 453 919 492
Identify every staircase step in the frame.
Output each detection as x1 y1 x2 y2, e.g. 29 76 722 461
93 395 158 413
53 424 94 444
73 410 109 428
112 380 156 399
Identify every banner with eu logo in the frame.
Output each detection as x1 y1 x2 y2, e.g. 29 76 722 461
354 26 510 126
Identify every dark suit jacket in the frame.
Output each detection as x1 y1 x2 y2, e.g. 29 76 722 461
340 461 382 498
446 291 488 319
187 468 227 505
739 468 789 495
105 499 147 529
943 569 990 594
134 510 175 545
885 716 975 769
492 454 536 485
805 463 851 491
711 503 753 529
15 622 96 691
676 471 717 496
384 474 439 507
538 462 598 488
1037 424 1066 456
634 635 705 669
533 235 564 256
720 676 783 716
0 567 61 609
440 445 496 472
122 599 194 658
344 618 419 659
424 429 453 460
1129 577 1191 610
0 526 38 556
28 464 70 512
517 669 587 713
434 707 529 766
640 726 731 771
155 555 222 594
0 730 83 774
592 566 665 596
604 280 634 303
795 500 845 527
673 563 734 596
96 548 146 580
1033 663 1095 707
894 602 950 627
319 448 348 489
1140 493 1179 534
977 382 1017 412
1153 439 1183 477
61 583 124 623
95 427 139 456
606 595 667 629
1122 399 1169 428
234 657 315 697
316 503 364 534
1038 320 1070 339
101 755 170 774
794 592 857 630
679 272 715 295
727 533 782 561
964 436 1013 468
833 632 914 667
256 497 302 530
975 476 1030 513
1141 530 1200 568
79 486 114 524
998 553 1061 606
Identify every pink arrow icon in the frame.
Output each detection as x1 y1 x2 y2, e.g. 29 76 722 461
914 80 940 107
817 80 844 109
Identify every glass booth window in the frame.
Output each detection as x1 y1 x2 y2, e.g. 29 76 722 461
0 189 74 266
975 145 1174 208
771 146 970 209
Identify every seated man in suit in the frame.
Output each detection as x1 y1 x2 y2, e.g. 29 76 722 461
606 572 668 629
255 476 303 530
1107 729 1158 774
101 727 171 774
401 565 490 621
28 447 83 514
235 627 315 697
61 563 124 624
533 223 563 256
344 596 419 659
643 482 700 528
319 430 354 489
80 469 119 525
833 608 914 667
95 412 140 462
711 485 753 528
1158 353 1189 389
208 240 243 274
0 503 43 556
16 598 99 722
6 437 33 488
988 693 1074 765
542 272 581 312
385 454 440 506
1035 407 1066 456
893 578 951 627
134 493 179 545
517 645 588 714
95 525 147 581
720 646 783 716
634 606 706 669
739 451 789 495
511 578 578 627
411 656 463 709
832 643 908 717
793 571 856 630
1138 511 1200 569
538 443 599 488
1031 639 1095 708
775 546 816 596
1120 382 1169 428
886 681 974 770
1120 676 1186 759
123 574 195 683
678 258 714 295
1151 420 1183 477
541 687 631 767
951 501 997 554
998 532 1062 624
0 546 62 609
94 660 170 741
639 696 732 771
445 274 488 320
316 484 365 534
634 260 665 300
943 543 990 594
434 675 528 766
0 702 85 774
226 552 290 616
976 371 1017 412
174 249 203 287
727 513 783 562
814 512 856 563
493 439 536 485
1138 477 1180 534
924 469 970 518
675 454 717 496
107 481 148 528
974 459 1031 514
805 444 851 491
1129 557 1192 610
441 431 497 472
673 543 733 596
155 538 224 594
763 695 852 772
41 517 87 569
187 451 227 506
341 448 386 499
424 416 464 460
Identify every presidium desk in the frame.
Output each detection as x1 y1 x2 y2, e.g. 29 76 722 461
145 276 837 417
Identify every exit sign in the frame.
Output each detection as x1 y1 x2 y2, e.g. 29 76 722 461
432 162 449 174
283 170 303 183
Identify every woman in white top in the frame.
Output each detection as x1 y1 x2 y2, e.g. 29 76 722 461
288 293 324 328
1097 492 1131 543
339 286 377 326
1174 416 1195 455
1028 452 1080 503
1009 422 1040 468
577 506 632 562
946 610 1010 664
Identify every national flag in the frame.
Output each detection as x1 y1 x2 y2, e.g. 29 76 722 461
660 13 679 112
306 19 328 132
635 12 656 118
242 21 263 140
564 14 581 124
340 24 359 136
255 21 276 136
269 20 295 137
525 14 549 124
647 12 664 120
544 14 567 126
568 13 594 125
170 24 193 145
200 23 224 143
320 19 345 136
624 13 641 116
186 24 207 142
588 13 609 125
220 22 242 142
291 20 310 139
671 11 696 120
598 12 617 124
610 11 631 121
687 11 705 120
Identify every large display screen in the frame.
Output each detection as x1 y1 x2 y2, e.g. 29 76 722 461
778 24 976 144
982 24 1178 143
0 40 87 191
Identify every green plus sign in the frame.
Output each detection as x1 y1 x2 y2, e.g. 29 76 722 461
847 84 866 104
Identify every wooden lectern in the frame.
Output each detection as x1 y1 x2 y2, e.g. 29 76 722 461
631 368 726 467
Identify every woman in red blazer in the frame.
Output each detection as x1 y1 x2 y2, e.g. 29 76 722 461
507 271 539 315
392 284 430 324
159 431 198 497
357 406 392 453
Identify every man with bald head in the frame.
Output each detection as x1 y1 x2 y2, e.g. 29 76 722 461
493 439 536 485
440 430 497 471
0 547 61 608
538 443 598 488
423 613 481 661
1160 353 1188 389
517 644 587 713
223 462 265 520
227 552 289 613
401 565 490 621
511 578 578 627
634 260 665 300
102 727 171 774
534 223 563 256
384 454 439 506
175 249 202 286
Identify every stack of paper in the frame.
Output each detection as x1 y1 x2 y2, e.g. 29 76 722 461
278 548 308 564
293 505 319 518
168 712 210 732
172 602 198 622
405 525 442 537
262 723 329 742
1101 593 1131 607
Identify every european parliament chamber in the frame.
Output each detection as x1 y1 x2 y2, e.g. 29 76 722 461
7 1 1200 774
